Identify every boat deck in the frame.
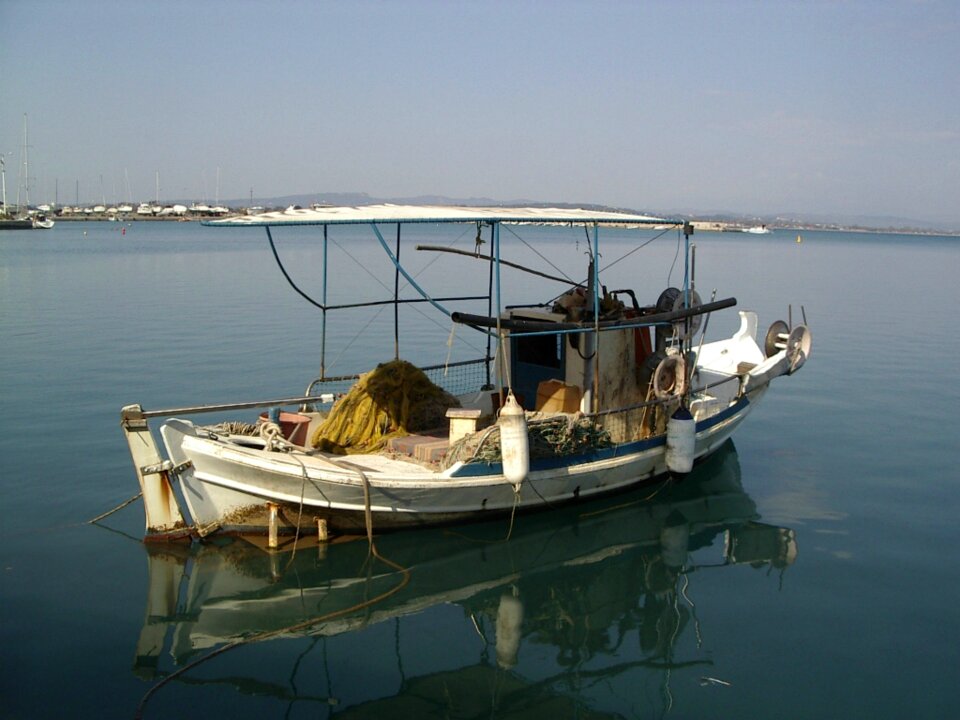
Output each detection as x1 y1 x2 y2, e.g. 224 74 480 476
325 452 442 476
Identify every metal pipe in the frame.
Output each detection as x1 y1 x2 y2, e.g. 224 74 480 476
318 294 489 311
416 243 583 285
132 393 346 420
451 296 738 333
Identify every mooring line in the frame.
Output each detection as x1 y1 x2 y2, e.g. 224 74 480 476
87 492 142 524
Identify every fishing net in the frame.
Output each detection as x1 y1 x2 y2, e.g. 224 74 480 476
311 359 460 454
443 414 613 469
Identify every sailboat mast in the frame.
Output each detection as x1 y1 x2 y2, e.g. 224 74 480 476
1 155 7 215
23 114 30 211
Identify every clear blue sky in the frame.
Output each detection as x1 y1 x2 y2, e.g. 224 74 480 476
2 0 957 224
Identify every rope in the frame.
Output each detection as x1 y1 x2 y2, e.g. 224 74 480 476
87 492 142 524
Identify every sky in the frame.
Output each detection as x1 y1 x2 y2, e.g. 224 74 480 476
1 0 958 225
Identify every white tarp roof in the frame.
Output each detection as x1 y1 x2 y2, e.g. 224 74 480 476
205 204 674 227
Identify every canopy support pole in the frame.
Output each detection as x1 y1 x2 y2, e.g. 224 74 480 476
320 224 329 379
592 223 600 414
394 223 401 360
485 222 495 390
494 221 508 402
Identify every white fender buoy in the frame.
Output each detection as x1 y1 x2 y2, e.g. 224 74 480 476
653 354 687 401
665 406 696 475
786 325 812 374
495 590 524 668
499 391 529 485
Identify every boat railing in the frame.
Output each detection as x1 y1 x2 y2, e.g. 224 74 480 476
587 372 743 443
124 357 493 426
305 356 492 400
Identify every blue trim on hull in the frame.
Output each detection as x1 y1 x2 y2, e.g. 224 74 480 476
449 396 750 478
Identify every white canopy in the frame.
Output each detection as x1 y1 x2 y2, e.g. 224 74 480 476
205 203 674 227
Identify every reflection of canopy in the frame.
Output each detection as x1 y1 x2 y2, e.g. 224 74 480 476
333 664 621 720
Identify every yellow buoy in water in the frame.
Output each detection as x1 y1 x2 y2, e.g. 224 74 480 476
796 234 802 244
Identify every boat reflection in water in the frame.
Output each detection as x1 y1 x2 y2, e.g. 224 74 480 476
134 440 796 717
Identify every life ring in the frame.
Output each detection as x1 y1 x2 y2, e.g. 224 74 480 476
653 355 687 401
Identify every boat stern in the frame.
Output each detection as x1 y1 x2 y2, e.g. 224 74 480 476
120 405 193 541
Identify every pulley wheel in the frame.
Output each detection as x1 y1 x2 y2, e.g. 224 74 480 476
786 325 812 374
764 320 789 358
671 289 703 340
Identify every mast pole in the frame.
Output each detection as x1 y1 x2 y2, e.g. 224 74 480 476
22 114 29 211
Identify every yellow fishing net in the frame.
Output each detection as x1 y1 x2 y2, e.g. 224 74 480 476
311 359 460 454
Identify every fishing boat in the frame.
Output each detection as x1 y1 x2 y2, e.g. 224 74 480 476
120 204 812 541
743 225 771 234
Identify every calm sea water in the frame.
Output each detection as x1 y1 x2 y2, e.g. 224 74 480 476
1 220 958 719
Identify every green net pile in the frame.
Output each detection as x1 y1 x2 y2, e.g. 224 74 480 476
311 359 460 454
443 414 613 469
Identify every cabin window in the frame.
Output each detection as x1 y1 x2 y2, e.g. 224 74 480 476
515 334 562 369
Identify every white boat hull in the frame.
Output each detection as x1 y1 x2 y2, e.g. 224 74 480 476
160 394 755 535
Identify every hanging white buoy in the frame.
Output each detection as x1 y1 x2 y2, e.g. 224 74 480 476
665 406 696 475
499 391 529 485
